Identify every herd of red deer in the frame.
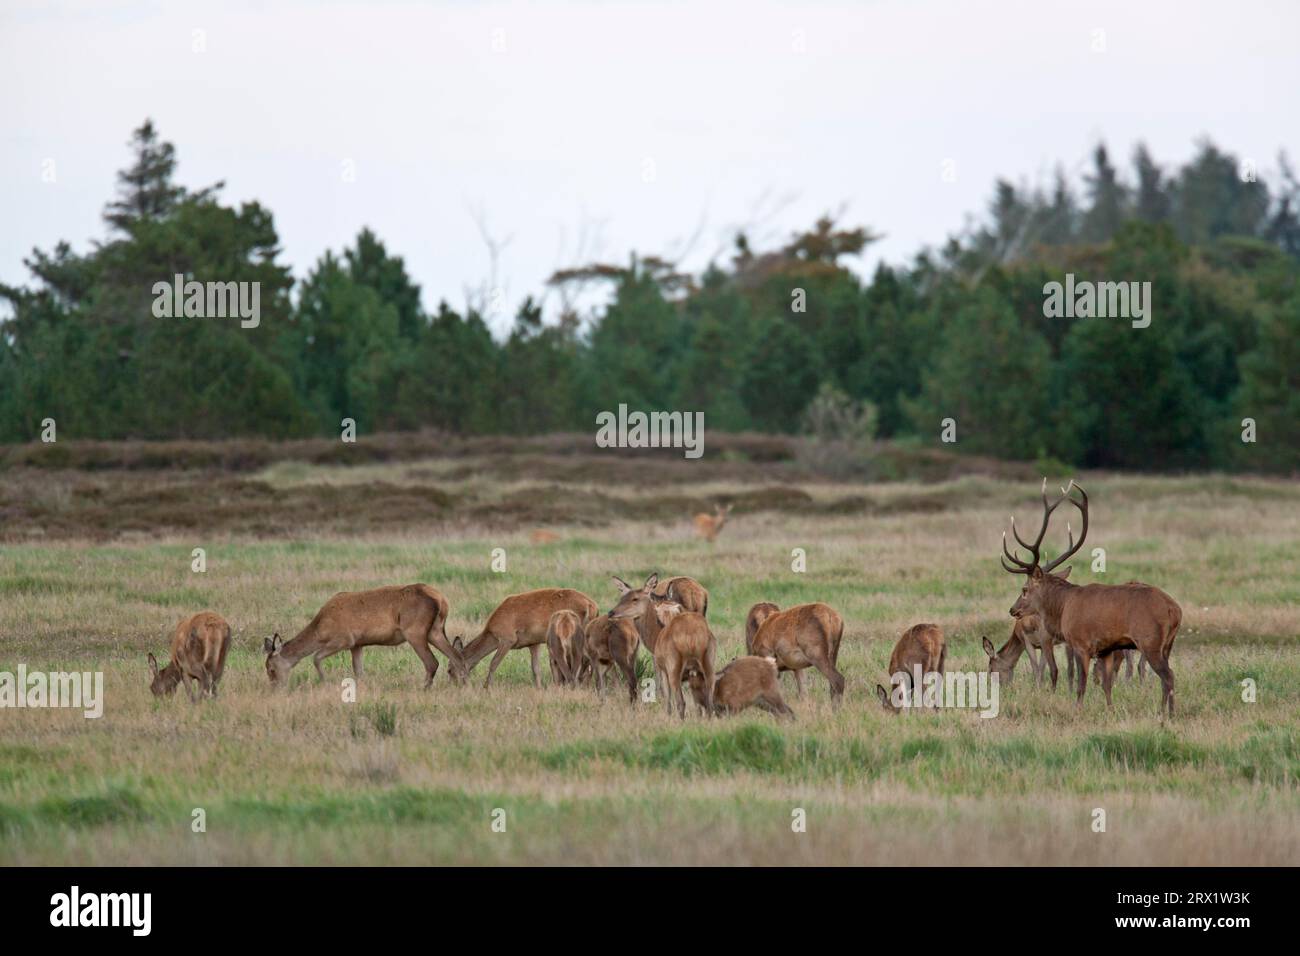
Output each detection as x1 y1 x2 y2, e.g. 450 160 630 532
148 481 1183 718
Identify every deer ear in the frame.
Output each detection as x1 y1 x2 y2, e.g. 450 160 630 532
1030 566 1044 580
982 636 996 656
643 572 659 591
611 575 632 594
147 652 159 676
875 684 890 705
1058 565 1073 580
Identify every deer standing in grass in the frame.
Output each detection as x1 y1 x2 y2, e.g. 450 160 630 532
610 573 707 669
608 574 716 717
746 601 802 694
546 609 584 686
452 588 598 689
1001 480 1182 715
149 610 231 701
875 623 945 713
748 602 845 699
580 613 641 703
686 655 794 719
984 612 1141 690
693 503 732 543
264 584 465 688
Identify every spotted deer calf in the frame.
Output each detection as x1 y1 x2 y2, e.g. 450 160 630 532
149 610 231 701
875 623 945 713
546 609 584 686
686 655 794 719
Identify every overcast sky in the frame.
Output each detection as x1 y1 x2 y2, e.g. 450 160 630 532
3 0 1297 333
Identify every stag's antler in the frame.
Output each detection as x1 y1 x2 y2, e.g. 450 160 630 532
1000 479 1089 575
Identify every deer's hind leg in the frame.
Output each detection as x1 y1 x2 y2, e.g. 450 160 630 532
1098 651 1122 707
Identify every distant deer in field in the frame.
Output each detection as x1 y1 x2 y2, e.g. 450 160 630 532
580 613 641 703
875 623 945 713
530 529 561 545
693 503 732 543
546 609 584 686
149 610 231 701
686 655 794 719
1001 479 1182 714
608 574 717 717
264 584 464 688
452 588 598 689
749 602 845 699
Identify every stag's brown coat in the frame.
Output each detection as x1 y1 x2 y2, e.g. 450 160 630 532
1001 480 1181 714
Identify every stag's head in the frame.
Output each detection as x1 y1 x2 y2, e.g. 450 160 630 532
147 652 181 697
1001 479 1088 619
263 633 291 685
608 572 663 622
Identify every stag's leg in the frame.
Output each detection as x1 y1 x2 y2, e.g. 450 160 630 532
351 647 365 680
1099 652 1121 707
1065 647 1075 693
1138 654 1148 682
790 669 804 698
1123 649 1134 680
529 644 543 689
1074 651 1089 709
483 635 512 689
1148 655 1175 717
1023 640 1040 683
1044 641 1059 691
760 690 795 720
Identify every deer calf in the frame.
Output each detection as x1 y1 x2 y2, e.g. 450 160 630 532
692 503 732 543
580 613 641 703
149 611 231 701
749 602 845 699
546 609 584 686
686 655 794 719
875 623 945 713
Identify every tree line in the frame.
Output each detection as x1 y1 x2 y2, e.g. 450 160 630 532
1 122 1296 472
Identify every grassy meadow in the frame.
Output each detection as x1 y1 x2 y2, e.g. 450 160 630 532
1 443 1298 865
